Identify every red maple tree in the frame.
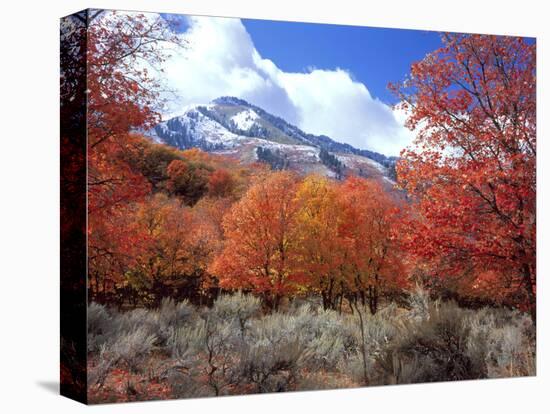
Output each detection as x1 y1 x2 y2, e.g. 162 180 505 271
391 34 536 319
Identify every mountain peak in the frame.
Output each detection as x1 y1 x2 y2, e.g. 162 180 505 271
211 96 251 107
146 97 397 182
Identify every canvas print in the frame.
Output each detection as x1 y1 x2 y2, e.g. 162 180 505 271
60 8 536 404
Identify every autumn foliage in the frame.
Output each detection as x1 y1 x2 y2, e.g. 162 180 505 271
210 172 302 310
58 10 539 404
391 34 536 319
80 11 535 324
207 172 407 312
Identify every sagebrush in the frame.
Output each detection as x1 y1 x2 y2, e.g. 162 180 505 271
87 291 535 402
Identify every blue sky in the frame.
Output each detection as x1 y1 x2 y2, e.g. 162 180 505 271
242 20 443 104
156 13 535 155
163 14 443 104
156 13 446 155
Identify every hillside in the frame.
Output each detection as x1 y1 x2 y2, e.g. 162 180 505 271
146 97 398 182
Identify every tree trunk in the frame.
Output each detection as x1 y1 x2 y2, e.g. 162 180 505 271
522 262 536 324
272 293 281 312
368 285 378 315
353 302 369 386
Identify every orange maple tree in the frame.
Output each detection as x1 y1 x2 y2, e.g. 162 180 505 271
210 173 406 313
391 34 536 319
294 175 346 309
336 177 407 313
207 169 236 198
209 172 305 310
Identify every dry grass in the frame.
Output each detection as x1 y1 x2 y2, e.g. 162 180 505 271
87 291 535 403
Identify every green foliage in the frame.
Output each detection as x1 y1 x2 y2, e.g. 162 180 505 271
131 143 185 189
256 146 289 170
167 159 212 205
319 148 344 178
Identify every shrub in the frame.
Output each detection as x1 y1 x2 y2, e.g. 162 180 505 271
375 302 486 384
88 302 111 336
342 304 401 385
240 336 308 393
201 321 246 395
165 322 202 397
238 305 358 391
103 327 157 372
239 340 307 393
87 292 536 400
287 296 323 314
167 368 210 399
89 326 157 388
293 305 358 370
407 284 432 321
87 302 115 352
168 324 204 363
483 310 535 377
88 352 114 388
210 292 261 335
113 308 159 344
154 298 197 346
112 299 196 348
239 311 313 392
167 307 245 397
157 297 197 327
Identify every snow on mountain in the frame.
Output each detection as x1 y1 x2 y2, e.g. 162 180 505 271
336 153 387 173
145 97 396 181
158 107 247 150
230 109 259 131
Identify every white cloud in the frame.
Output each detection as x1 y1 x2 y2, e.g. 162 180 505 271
159 15 415 156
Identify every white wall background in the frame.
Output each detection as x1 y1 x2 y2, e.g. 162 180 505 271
0 0 547 412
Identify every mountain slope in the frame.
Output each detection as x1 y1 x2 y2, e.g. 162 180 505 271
146 96 397 181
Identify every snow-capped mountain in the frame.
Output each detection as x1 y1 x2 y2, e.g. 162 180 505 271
146 96 398 181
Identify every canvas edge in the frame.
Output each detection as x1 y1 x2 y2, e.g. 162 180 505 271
60 8 91 405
